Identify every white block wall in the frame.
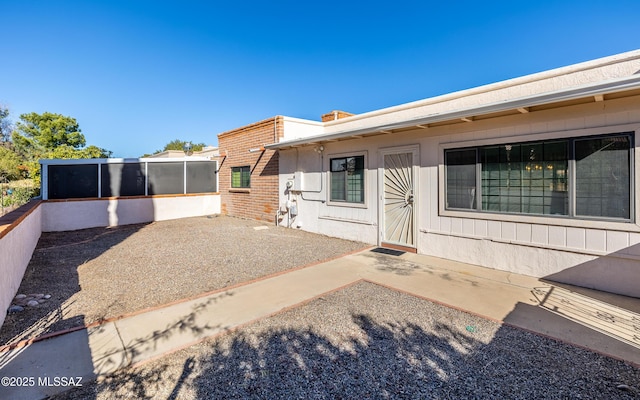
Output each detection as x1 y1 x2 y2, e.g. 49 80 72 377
41 194 221 232
0 203 42 329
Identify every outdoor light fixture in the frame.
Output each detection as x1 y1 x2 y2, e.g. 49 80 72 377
183 142 193 156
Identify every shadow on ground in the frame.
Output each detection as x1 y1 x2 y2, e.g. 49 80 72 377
54 282 640 400
0 223 148 345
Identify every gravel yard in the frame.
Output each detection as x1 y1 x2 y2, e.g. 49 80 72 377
0 215 368 345
54 282 640 399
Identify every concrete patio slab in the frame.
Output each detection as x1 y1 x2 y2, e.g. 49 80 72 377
114 259 362 365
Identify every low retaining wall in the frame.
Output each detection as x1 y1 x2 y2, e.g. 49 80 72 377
41 194 221 232
0 201 42 329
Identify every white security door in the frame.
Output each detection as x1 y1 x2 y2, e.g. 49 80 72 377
381 147 418 249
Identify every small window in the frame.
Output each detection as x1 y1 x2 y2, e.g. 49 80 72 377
231 166 250 188
330 155 364 203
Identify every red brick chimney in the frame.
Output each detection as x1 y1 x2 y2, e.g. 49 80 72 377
321 110 354 122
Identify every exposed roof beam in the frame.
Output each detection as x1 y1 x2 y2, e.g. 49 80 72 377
416 124 429 129
594 94 604 102
517 107 530 113
379 130 393 134
461 117 474 122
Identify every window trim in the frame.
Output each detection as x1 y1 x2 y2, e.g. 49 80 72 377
438 126 638 231
231 165 251 189
326 151 368 208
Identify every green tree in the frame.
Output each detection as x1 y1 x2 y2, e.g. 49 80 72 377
11 112 111 185
0 146 21 180
0 106 12 143
163 139 206 152
12 112 86 156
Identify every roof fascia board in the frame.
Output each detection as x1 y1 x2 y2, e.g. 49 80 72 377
266 74 640 149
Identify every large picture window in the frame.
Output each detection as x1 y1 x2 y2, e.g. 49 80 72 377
444 132 632 220
330 155 365 203
231 166 250 188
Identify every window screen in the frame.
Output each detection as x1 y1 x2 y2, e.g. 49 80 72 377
187 162 217 193
48 164 99 199
101 163 146 197
147 162 184 195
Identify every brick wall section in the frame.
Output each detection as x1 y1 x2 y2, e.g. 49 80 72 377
217 116 284 222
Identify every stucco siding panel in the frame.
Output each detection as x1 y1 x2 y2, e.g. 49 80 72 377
474 219 488 237
531 224 548 245
501 222 516 241
548 226 566 247
566 227 586 249
585 229 606 252
450 217 463 234
462 219 475 236
606 231 629 253
516 223 532 243
487 220 501 238
439 216 451 233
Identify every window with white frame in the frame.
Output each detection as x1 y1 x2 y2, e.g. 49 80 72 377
329 155 365 203
444 132 632 220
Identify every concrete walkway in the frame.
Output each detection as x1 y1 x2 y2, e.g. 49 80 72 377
2 248 640 399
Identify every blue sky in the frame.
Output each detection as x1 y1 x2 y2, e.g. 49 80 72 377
2 1 639 158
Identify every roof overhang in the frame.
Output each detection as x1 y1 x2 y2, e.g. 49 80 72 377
266 74 640 150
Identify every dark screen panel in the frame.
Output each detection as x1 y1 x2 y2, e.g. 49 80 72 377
101 163 146 197
186 161 217 193
48 164 99 199
147 162 184 195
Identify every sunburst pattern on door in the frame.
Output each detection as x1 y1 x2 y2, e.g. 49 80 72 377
383 153 414 246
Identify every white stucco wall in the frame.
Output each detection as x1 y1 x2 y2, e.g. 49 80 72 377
281 117 324 141
41 194 221 232
279 95 640 297
278 142 380 244
0 203 42 328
